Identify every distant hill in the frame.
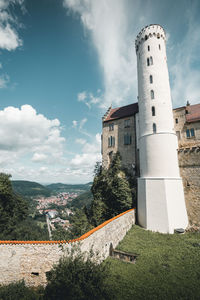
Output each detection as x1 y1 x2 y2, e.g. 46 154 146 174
12 180 51 197
69 191 93 209
46 183 92 194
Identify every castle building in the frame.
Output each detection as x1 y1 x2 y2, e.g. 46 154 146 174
102 24 200 233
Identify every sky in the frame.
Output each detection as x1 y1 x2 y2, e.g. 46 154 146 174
0 0 200 184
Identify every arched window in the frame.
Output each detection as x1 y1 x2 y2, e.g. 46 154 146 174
157 33 160 39
152 106 155 116
147 58 150 66
148 45 150 51
159 44 161 50
150 75 153 84
145 35 148 40
151 90 154 99
153 123 156 133
150 56 153 65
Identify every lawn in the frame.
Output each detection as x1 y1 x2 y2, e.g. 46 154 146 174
105 225 200 300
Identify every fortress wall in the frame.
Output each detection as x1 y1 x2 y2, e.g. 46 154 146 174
0 209 135 287
178 151 200 226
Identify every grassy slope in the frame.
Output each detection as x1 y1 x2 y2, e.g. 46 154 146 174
105 225 200 300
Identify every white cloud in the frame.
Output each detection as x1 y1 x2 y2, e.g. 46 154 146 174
64 0 137 108
79 117 87 129
77 89 102 109
71 133 101 171
72 120 78 128
75 138 86 145
0 0 24 51
0 105 65 166
78 91 87 101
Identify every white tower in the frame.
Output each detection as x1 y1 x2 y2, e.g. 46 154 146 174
135 24 188 233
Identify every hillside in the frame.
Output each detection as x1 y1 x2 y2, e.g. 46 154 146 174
69 190 93 209
46 182 92 194
12 180 51 197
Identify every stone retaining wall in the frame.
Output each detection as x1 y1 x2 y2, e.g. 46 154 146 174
0 209 135 286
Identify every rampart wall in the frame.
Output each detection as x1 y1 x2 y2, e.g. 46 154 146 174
178 149 200 226
0 209 135 287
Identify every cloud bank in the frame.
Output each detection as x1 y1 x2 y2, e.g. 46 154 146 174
0 105 65 166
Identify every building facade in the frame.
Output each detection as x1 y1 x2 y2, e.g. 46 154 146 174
102 25 200 231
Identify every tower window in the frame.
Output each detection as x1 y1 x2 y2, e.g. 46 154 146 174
150 75 153 83
145 35 148 40
108 136 115 147
175 118 178 124
124 133 132 145
150 56 153 65
124 119 130 128
159 44 161 50
153 123 156 133
147 58 150 66
109 123 114 131
157 33 160 39
151 90 154 99
152 106 155 116
148 45 150 51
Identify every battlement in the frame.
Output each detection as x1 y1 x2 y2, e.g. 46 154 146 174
135 24 166 52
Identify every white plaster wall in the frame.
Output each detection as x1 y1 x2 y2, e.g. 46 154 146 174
0 209 135 287
136 24 188 233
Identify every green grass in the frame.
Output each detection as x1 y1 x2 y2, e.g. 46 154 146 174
105 225 200 300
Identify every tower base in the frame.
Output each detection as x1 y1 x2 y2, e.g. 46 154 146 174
138 177 188 234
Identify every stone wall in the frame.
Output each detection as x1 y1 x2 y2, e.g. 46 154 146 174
102 116 136 172
178 150 200 226
0 209 135 287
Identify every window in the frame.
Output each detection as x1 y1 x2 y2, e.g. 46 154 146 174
159 44 161 50
153 123 156 133
151 90 154 99
145 35 148 40
109 123 114 131
157 33 160 39
108 136 115 147
124 119 130 128
152 106 155 116
150 75 153 84
148 45 150 51
147 58 150 66
186 128 195 138
150 56 153 65
175 118 178 124
124 133 132 145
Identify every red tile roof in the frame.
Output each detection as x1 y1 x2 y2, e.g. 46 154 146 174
186 104 200 123
103 103 138 122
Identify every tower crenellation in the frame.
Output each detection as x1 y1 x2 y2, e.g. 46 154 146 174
135 24 166 53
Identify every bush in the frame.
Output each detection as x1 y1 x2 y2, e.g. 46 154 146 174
44 252 113 300
0 281 43 300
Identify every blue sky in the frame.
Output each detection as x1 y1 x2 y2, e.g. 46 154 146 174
0 0 200 183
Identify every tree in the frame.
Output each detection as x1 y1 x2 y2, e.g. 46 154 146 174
89 152 133 226
0 173 28 238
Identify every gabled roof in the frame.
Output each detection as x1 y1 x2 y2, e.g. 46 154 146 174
185 104 200 123
103 103 138 122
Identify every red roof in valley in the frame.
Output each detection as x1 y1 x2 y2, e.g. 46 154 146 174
104 103 138 122
186 104 200 123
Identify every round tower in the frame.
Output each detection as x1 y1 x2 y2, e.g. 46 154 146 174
135 24 188 233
